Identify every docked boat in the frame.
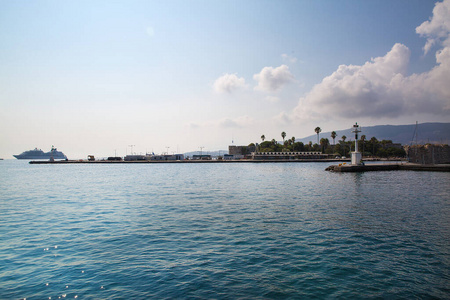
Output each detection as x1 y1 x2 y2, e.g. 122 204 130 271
13 146 67 160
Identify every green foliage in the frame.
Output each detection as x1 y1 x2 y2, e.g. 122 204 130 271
330 131 337 144
376 148 388 157
386 147 406 157
260 141 273 149
293 142 304 152
255 133 405 158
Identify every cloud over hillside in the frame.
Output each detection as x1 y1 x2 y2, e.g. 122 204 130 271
293 0 450 122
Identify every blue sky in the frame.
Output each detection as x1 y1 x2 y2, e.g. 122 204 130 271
1 0 449 158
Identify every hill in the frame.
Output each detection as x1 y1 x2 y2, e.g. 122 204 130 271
297 122 450 145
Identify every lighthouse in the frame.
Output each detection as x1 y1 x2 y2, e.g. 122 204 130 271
351 122 362 165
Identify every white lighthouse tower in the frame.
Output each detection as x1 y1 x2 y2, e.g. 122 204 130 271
351 122 362 165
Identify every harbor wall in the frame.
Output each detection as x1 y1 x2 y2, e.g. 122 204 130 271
405 144 450 164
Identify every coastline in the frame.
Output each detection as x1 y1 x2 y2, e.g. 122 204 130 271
27 159 450 172
325 162 450 172
29 158 348 164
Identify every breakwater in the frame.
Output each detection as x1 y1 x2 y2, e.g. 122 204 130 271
28 159 450 172
29 158 347 164
325 163 450 172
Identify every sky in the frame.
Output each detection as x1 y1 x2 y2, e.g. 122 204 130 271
1 0 450 158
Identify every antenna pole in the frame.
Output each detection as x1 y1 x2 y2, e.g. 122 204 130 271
410 121 418 146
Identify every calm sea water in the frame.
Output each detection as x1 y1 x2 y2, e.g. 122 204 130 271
1 160 449 299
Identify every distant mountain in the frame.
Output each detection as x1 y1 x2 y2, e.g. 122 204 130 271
184 150 228 158
183 123 449 156
297 122 450 145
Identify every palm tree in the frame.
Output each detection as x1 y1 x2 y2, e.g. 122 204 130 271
331 131 337 145
315 127 322 145
370 137 378 156
261 135 265 142
281 132 286 143
341 135 347 156
291 136 295 144
320 138 329 153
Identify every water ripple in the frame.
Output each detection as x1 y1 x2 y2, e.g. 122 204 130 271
1 161 449 298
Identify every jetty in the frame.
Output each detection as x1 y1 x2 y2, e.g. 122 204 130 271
325 122 450 172
325 163 450 172
29 158 346 164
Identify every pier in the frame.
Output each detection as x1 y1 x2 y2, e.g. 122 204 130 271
325 163 450 172
27 159 450 172
29 158 347 164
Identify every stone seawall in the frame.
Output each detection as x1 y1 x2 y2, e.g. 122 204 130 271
405 144 450 164
326 163 450 172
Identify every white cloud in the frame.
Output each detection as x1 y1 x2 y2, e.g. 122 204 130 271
416 0 450 54
281 53 298 63
272 112 292 125
218 115 254 128
290 0 450 123
425 47 450 103
213 73 247 93
265 96 280 103
188 115 254 129
293 41 450 121
253 65 294 92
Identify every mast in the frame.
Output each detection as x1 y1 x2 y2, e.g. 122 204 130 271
410 121 418 146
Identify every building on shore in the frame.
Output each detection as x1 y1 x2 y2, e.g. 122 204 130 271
150 154 185 161
192 154 212 160
124 154 184 161
124 155 147 161
252 151 332 160
223 154 234 160
405 144 450 164
228 144 335 160
228 145 256 160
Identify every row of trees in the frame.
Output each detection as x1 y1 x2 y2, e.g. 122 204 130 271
255 129 406 158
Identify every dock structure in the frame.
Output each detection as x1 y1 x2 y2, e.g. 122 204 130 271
29 158 346 165
325 163 450 172
26 159 450 171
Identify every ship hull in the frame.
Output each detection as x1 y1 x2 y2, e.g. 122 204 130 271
14 148 67 160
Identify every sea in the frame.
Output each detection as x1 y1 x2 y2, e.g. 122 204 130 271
1 160 449 299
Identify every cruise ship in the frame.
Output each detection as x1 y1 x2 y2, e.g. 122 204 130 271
13 146 67 160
